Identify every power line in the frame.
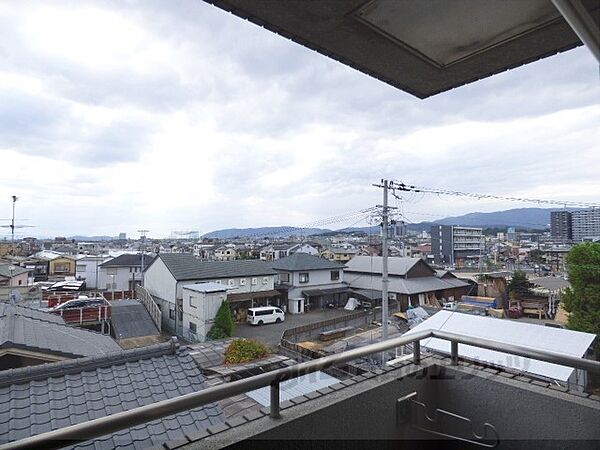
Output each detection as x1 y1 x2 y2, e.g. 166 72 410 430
391 181 600 209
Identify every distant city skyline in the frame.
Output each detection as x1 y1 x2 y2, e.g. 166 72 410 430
1 1 598 238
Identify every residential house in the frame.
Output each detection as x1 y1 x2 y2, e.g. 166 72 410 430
99 254 153 292
260 243 319 261
76 242 101 254
193 243 218 259
0 303 121 370
272 253 349 311
345 256 471 311
75 255 108 289
143 253 278 333
19 256 49 281
320 247 358 263
214 246 237 261
0 264 29 287
181 282 230 342
48 255 77 277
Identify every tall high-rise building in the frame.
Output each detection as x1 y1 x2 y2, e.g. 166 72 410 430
550 211 572 241
572 209 600 242
431 225 484 267
551 209 600 242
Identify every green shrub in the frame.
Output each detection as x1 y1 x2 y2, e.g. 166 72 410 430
225 338 269 364
207 301 235 340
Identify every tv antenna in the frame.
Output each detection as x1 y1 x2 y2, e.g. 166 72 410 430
0 196 36 255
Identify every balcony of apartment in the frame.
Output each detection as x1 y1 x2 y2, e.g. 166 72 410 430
7 330 599 449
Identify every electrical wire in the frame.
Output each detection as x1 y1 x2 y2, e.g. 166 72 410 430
391 181 600 209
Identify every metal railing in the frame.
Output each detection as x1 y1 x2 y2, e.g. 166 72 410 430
3 329 600 450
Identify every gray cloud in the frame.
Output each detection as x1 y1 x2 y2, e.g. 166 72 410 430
0 0 598 236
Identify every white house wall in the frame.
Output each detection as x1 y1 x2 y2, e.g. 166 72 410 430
144 258 177 304
182 289 226 342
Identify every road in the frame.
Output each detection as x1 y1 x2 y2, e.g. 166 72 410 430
233 308 352 347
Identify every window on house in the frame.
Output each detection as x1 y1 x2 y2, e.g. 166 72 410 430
240 278 247 286
262 277 269 284
299 273 309 283
330 270 340 281
178 309 183 321
251 277 257 285
279 273 290 283
169 309 175 320
189 322 197 334
228 279 235 286
129 267 132 273
76 265 86 272
107 268 117 275
189 295 196 308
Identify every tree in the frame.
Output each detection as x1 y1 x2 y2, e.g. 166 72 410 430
561 243 600 344
508 270 531 299
207 301 235 340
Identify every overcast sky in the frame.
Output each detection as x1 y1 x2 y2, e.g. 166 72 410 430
1 0 599 239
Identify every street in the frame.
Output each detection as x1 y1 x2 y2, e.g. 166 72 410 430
233 308 353 347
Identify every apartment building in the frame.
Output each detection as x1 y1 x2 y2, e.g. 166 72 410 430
572 208 600 242
550 210 573 241
431 225 484 268
551 209 600 242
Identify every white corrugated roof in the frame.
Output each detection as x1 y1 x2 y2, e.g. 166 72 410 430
246 371 340 406
404 311 596 382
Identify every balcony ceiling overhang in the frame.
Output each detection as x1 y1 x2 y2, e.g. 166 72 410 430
204 0 599 98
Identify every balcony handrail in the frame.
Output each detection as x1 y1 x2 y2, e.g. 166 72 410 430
3 329 600 450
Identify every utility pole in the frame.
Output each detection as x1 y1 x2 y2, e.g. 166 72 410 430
373 180 396 352
138 229 148 287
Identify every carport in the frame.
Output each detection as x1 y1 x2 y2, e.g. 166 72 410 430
302 287 350 310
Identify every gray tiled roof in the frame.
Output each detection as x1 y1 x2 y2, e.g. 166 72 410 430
0 304 122 358
100 254 154 268
0 341 225 448
110 300 159 340
272 253 345 271
0 264 29 278
0 303 63 324
345 256 423 276
154 254 276 281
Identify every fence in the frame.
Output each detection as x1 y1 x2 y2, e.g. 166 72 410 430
136 285 162 332
281 309 371 343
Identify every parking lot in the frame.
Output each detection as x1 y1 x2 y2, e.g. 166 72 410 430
233 308 353 347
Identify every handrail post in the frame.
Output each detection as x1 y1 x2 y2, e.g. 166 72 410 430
270 381 280 419
451 341 458 365
413 340 420 365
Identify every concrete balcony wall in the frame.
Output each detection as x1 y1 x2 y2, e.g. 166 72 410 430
196 359 600 449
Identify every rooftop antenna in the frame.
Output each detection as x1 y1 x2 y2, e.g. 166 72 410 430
138 229 149 286
0 196 35 255
10 196 16 254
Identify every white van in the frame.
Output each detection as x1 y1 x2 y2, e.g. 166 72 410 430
247 306 285 326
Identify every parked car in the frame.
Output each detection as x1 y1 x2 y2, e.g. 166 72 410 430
50 297 108 312
247 306 285 326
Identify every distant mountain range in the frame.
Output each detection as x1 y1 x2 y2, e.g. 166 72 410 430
202 227 328 239
203 207 555 238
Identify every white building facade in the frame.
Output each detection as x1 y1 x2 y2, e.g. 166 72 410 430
181 283 229 342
